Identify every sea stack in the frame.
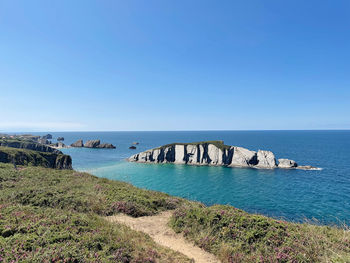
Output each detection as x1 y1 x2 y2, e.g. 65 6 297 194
71 139 84 147
128 141 318 170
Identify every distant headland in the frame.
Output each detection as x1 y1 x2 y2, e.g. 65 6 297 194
129 140 319 170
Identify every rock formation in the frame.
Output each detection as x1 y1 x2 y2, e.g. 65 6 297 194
42 134 53 140
128 141 317 170
0 147 72 169
98 143 116 149
84 140 101 148
278 159 297 168
129 146 137 149
57 137 64 141
0 139 61 154
71 139 84 147
70 139 115 149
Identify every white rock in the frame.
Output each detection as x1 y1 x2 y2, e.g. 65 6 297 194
278 159 297 168
256 150 277 168
207 144 223 165
174 145 186 164
229 146 256 167
186 145 198 164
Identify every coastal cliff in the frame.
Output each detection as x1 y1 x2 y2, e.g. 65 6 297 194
129 140 315 169
0 146 72 169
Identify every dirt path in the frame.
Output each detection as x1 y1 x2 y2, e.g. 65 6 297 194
106 211 220 263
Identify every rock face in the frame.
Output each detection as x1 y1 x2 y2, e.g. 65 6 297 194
38 138 50 145
98 143 116 149
128 141 315 170
71 139 84 147
0 147 72 169
52 142 65 148
0 140 61 154
70 139 115 149
278 159 297 168
256 150 277 168
42 134 53 140
84 140 101 148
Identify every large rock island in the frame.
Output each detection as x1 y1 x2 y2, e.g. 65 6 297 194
128 141 318 170
70 139 116 149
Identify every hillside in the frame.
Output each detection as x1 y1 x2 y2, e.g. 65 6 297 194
0 159 349 262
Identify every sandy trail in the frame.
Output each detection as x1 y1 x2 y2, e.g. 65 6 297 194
106 211 220 263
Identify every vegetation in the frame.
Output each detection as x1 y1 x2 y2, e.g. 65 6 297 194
0 204 190 262
0 146 72 169
170 203 350 262
1 149 349 262
0 163 190 262
0 137 58 153
0 163 184 217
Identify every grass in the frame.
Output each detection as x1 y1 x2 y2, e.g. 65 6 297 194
0 163 190 262
0 163 185 217
1 160 349 262
170 203 350 262
0 204 190 262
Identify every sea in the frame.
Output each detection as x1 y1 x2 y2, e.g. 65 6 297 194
29 130 350 225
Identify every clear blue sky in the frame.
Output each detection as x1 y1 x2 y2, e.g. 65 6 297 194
1 0 349 131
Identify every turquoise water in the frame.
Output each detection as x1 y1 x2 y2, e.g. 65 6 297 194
36 131 349 225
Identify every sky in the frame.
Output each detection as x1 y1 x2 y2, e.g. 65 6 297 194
0 0 349 131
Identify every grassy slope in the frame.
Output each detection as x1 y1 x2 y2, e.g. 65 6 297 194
1 162 349 262
0 163 190 262
170 203 350 263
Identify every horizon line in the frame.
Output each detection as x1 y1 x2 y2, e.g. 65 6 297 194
1 128 350 133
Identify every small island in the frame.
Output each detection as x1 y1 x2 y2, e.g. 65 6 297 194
129 140 318 170
71 139 116 149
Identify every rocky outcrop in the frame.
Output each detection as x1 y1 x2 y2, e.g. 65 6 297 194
256 150 277 168
52 142 65 148
0 139 61 154
128 141 316 170
278 159 297 168
57 137 64 141
0 147 72 169
38 138 50 145
71 139 84 147
70 139 115 149
84 140 101 148
42 134 53 140
129 146 137 149
98 143 116 149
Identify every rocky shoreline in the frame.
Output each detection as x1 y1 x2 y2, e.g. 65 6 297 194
128 140 319 170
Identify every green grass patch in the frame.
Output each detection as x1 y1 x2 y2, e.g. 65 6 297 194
0 204 191 262
170 203 350 262
0 163 184 217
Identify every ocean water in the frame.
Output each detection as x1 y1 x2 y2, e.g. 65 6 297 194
32 131 350 225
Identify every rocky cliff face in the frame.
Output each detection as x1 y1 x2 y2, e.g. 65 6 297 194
0 147 72 169
128 141 314 170
71 139 116 149
71 139 84 147
0 140 61 154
